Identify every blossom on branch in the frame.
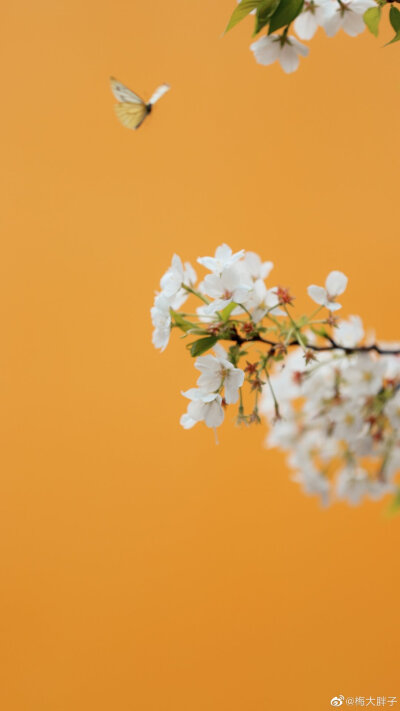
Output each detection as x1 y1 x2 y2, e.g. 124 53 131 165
294 0 334 39
151 245 400 511
250 34 309 74
307 270 348 311
323 0 376 37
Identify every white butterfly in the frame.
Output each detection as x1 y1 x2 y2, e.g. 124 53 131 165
110 77 170 130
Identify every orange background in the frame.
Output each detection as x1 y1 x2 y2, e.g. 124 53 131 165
1 1 400 709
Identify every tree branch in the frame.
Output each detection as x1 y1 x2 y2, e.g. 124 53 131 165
225 329 400 356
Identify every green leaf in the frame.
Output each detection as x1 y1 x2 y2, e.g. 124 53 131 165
254 0 281 33
220 302 237 321
390 5 400 31
171 310 195 333
189 336 218 357
268 0 304 33
386 488 400 517
225 0 260 33
385 29 400 45
311 326 329 339
385 6 400 44
363 6 381 36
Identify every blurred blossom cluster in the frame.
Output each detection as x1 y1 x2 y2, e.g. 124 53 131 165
261 341 400 506
151 244 400 509
228 0 399 75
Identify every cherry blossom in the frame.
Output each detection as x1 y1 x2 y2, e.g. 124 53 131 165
294 0 334 39
197 244 245 274
180 389 224 429
307 270 348 311
323 0 376 37
195 347 244 404
152 245 400 511
200 265 253 308
151 293 172 351
250 34 309 74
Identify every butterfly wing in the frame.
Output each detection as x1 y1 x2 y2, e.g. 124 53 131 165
114 102 149 130
110 77 144 104
148 83 170 106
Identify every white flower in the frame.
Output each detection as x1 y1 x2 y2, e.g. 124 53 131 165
180 389 224 429
329 401 364 441
336 466 371 505
336 465 392 505
160 254 197 309
250 34 309 74
343 354 386 397
294 0 334 39
334 315 364 348
195 347 244 404
248 279 285 322
243 252 274 281
322 0 376 37
197 244 245 274
385 391 400 429
151 293 171 351
201 265 252 308
307 270 348 311
292 465 331 507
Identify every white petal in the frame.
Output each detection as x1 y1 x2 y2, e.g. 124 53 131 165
350 0 376 12
325 270 348 297
307 285 327 305
221 266 241 291
152 327 170 351
213 343 227 359
204 400 224 428
224 369 245 404
250 36 280 66
202 273 223 298
215 244 232 262
288 36 310 57
260 260 274 280
181 388 202 401
197 256 218 271
244 252 262 277
233 285 252 303
326 301 342 311
180 414 197 429
188 400 207 421
197 371 222 392
194 354 218 372
294 12 318 40
279 43 301 73
322 9 342 36
341 9 366 35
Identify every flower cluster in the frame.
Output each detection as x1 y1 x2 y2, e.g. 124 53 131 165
261 330 400 506
151 244 400 509
227 0 400 75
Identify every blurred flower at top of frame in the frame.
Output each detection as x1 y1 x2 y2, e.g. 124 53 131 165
294 0 335 39
322 0 376 37
250 34 309 74
307 270 348 311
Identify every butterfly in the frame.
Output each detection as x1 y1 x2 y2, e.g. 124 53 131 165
110 77 170 130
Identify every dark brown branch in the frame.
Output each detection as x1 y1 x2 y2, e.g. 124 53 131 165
224 328 400 356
